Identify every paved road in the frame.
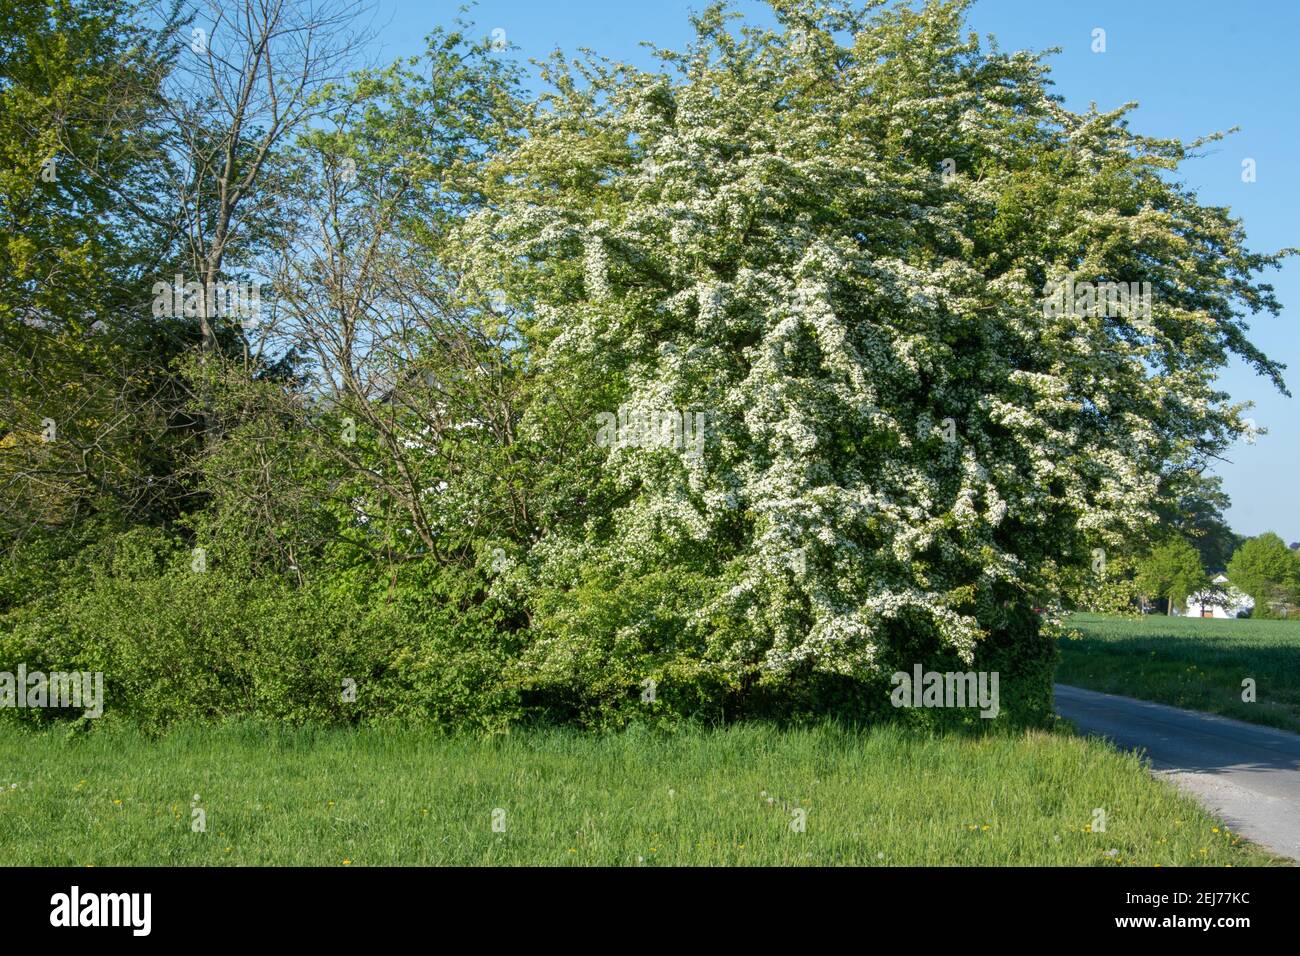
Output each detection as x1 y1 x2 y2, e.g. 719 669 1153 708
1055 684 1300 862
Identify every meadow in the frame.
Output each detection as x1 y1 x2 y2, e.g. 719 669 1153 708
0 721 1277 866
1058 614 1300 733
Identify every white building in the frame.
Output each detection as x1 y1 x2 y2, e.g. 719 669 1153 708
1184 574 1254 619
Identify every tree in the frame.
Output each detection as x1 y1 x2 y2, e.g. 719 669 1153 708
195 23 527 577
156 0 373 394
1135 538 1208 616
1153 468 1241 573
1227 533 1300 619
0 0 188 560
457 0 1289 719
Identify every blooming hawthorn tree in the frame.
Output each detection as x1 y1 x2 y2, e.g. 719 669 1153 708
459 0 1290 721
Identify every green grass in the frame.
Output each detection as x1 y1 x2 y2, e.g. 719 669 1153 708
0 721 1278 866
1058 613 1300 733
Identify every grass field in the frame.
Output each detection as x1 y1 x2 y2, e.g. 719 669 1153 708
0 721 1277 866
1058 613 1300 733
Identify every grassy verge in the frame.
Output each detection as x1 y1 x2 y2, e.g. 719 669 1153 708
1058 613 1300 734
0 721 1277 866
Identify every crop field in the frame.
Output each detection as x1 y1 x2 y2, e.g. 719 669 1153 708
1058 614 1300 733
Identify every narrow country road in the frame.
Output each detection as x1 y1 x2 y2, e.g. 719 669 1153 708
1055 684 1300 863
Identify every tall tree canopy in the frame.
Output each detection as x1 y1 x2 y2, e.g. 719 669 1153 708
1135 537 1207 615
0 0 183 565
1228 533 1300 619
461 0 1289 698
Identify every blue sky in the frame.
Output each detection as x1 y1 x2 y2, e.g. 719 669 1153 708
373 0 1299 542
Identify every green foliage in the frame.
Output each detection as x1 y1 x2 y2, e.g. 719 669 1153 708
520 559 737 728
1135 538 1209 615
1155 471 1242 574
1057 550 1143 615
0 528 520 733
1227 533 1300 619
0 0 188 539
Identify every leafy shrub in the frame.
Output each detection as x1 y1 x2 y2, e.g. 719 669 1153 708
0 529 520 733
